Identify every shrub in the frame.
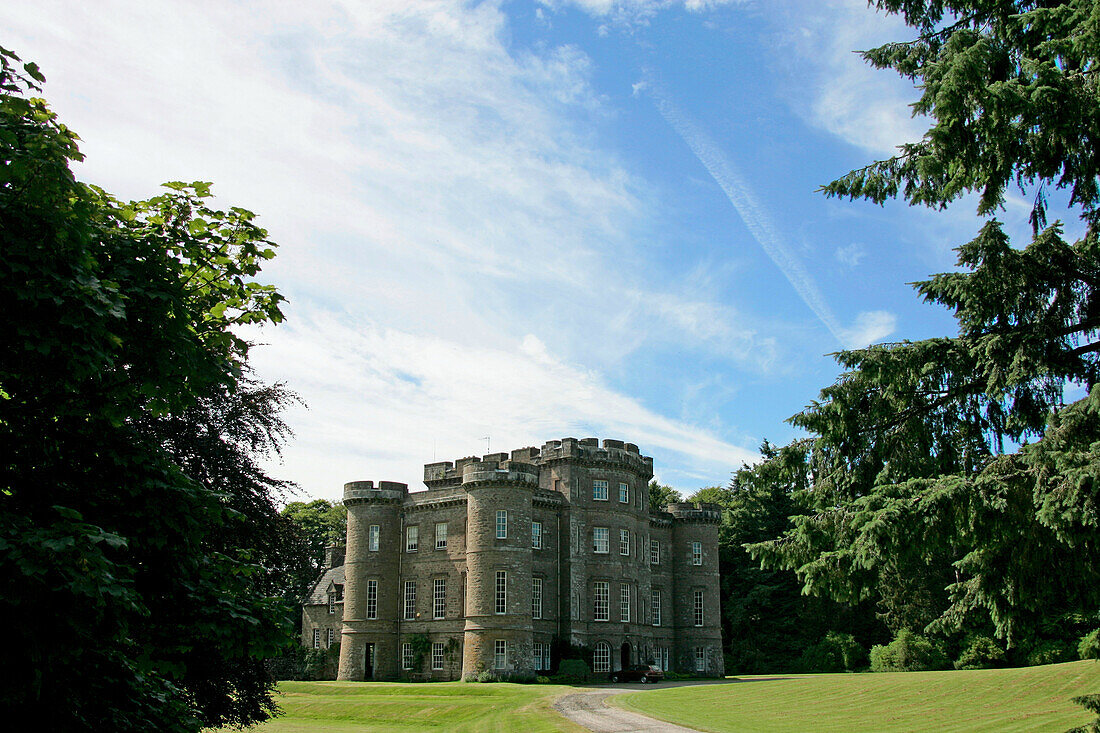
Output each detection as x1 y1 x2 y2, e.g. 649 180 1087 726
536 675 551 684
955 636 1005 670
1024 639 1073 667
265 646 334 681
558 659 591 682
869 629 949 672
546 674 582 684
661 671 695 681
1068 693 1100 733
475 670 499 683
799 632 865 672
553 637 592 665
1080 630 1100 661
505 673 537 684
407 633 431 671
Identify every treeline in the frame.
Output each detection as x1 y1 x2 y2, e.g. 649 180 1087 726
689 430 1100 673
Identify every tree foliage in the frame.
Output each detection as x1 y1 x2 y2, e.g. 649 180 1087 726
648 480 682 512
696 442 887 673
281 499 348 602
1067 694 1100 733
825 0 1100 231
746 1 1100 662
869 628 950 672
0 48 296 730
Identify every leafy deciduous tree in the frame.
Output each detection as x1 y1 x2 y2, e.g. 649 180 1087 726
0 48 296 730
281 499 348 602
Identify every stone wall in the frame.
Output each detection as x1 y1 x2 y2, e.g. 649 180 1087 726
302 602 342 650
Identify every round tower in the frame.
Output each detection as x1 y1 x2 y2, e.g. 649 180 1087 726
461 459 538 679
538 437 654 663
337 480 407 681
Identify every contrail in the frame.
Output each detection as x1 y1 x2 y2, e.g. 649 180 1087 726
642 78 846 345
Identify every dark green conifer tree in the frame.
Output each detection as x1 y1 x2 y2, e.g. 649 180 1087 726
749 0 1100 659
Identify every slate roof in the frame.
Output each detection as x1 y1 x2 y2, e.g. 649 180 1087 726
305 565 345 606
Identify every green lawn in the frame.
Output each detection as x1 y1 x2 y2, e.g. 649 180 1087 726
613 660 1100 733
254 681 586 733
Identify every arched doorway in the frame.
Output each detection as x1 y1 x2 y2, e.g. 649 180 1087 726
620 642 631 670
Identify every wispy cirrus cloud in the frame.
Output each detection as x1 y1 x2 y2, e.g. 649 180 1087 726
539 0 748 34
2 0 766 495
637 75 896 348
835 242 866 267
541 0 745 16
251 309 758 494
771 0 925 156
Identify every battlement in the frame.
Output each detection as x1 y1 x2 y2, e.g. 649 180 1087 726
424 452 512 485
664 501 722 523
460 458 539 488
538 437 653 477
343 480 408 504
425 438 653 487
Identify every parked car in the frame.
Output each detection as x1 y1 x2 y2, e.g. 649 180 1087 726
609 664 664 683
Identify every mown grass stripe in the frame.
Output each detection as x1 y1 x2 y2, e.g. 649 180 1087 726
612 660 1100 733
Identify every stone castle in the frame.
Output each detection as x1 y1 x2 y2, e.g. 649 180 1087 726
302 437 723 680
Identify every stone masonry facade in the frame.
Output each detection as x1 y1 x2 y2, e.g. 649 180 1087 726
302 437 723 681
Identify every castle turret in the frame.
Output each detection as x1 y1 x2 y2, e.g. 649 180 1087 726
460 459 538 679
538 437 654 667
337 480 407 681
668 501 724 676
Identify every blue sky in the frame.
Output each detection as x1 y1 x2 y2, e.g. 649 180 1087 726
5 0 1045 498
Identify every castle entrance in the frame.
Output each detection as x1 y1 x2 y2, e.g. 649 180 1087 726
620 642 631 670
364 643 375 680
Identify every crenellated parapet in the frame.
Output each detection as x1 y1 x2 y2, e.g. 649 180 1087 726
424 438 653 488
537 437 654 479
343 480 408 505
663 501 722 524
424 447 543 487
460 459 539 488
423 459 471 488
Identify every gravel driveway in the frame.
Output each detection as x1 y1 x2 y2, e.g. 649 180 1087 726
553 680 735 733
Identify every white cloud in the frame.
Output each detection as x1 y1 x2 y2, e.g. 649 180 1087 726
839 310 897 348
2 0 763 497
543 0 744 16
772 0 926 156
835 242 865 267
251 309 757 498
541 0 746 33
